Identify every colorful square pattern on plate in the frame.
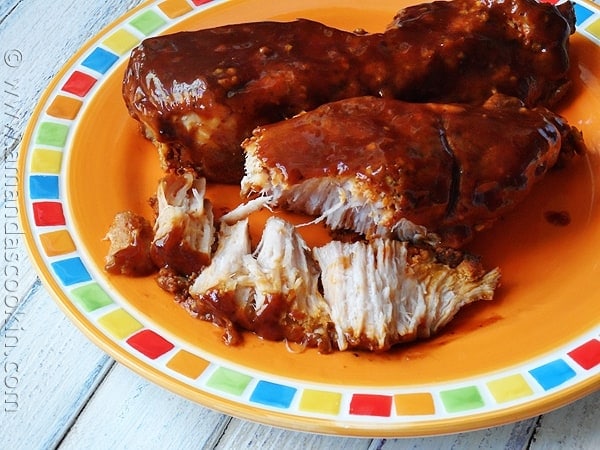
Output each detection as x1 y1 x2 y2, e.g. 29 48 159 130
129 10 167 35
20 0 600 428
299 389 343 415
568 339 600 370
30 149 63 173
350 394 393 417
46 95 83 120
35 122 69 147
71 283 114 312
81 47 121 74
159 0 194 18
394 393 435 416
166 350 210 379
127 329 175 360
39 230 76 257
32 201 65 226
206 367 253 395
250 381 297 409
487 374 534 403
29 175 59 199
62 71 98 97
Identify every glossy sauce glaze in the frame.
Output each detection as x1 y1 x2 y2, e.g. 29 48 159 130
123 0 576 183
245 95 585 246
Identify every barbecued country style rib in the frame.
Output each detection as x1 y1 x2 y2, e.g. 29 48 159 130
122 0 576 183
241 95 585 247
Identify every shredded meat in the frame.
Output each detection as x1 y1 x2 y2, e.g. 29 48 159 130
183 215 499 352
104 172 500 352
151 170 215 274
186 217 334 350
313 239 499 351
122 0 576 182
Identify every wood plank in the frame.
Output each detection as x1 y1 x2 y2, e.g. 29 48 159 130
376 419 537 450
214 417 537 449
214 419 373 450
57 363 230 449
530 390 600 450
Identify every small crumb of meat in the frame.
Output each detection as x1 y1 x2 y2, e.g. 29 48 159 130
156 266 194 303
544 210 571 226
104 211 156 276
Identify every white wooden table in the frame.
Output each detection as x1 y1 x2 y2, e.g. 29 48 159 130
1 0 599 448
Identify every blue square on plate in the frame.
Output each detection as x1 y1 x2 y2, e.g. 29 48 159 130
573 3 594 26
249 380 297 409
29 175 59 199
529 359 577 391
81 47 120 74
51 257 92 286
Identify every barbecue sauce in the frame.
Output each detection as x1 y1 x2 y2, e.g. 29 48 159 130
247 94 583 247
123 0 575 183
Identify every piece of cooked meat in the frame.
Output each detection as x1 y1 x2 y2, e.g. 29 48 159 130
387 0 575 107
151 170 215 275
122 0 575 182
313 239 500 351
185 217 333 349
184 215 499 352
241 95 585 247
104 211 156 276
183 219 254 345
